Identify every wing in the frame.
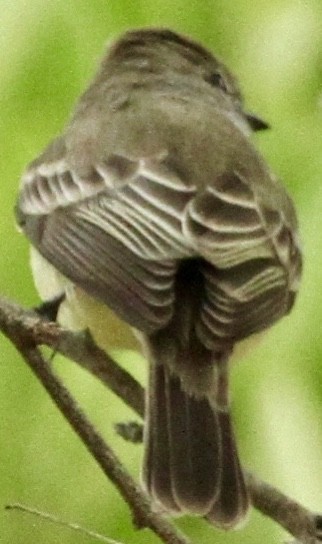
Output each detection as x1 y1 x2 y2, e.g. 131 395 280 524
17 140 301 343
16 139 196 333
183 171 302 347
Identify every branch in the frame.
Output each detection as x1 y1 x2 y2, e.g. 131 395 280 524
245 472 321 543
0 296 144 417
0 296 189 544
0 295 321 543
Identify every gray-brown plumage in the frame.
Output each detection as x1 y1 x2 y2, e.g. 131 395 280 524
16 28 302 528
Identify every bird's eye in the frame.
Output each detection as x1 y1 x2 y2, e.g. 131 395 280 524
206 72 228 92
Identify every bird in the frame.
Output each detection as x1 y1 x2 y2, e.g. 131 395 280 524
15 28 302 529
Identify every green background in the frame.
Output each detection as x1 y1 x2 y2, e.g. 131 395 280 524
1 1 322 543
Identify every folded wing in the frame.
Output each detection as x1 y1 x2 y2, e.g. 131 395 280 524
17 145 301 343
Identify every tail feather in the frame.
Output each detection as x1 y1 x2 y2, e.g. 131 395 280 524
206 411 250 528
166 369 221 514
142 362 250 526
143 362 180 512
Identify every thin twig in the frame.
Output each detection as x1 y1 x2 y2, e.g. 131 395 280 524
0 295 321 543
5 503 124 544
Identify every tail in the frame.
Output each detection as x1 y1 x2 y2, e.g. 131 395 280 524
142 361 250 528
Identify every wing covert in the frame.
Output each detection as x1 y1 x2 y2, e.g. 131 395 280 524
183 171 301 290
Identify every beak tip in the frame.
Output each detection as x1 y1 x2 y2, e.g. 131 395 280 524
246 113 270 132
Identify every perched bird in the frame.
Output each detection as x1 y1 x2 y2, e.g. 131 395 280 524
16 28 302 529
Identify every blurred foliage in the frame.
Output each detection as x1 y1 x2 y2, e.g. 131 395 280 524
1 1 322 543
